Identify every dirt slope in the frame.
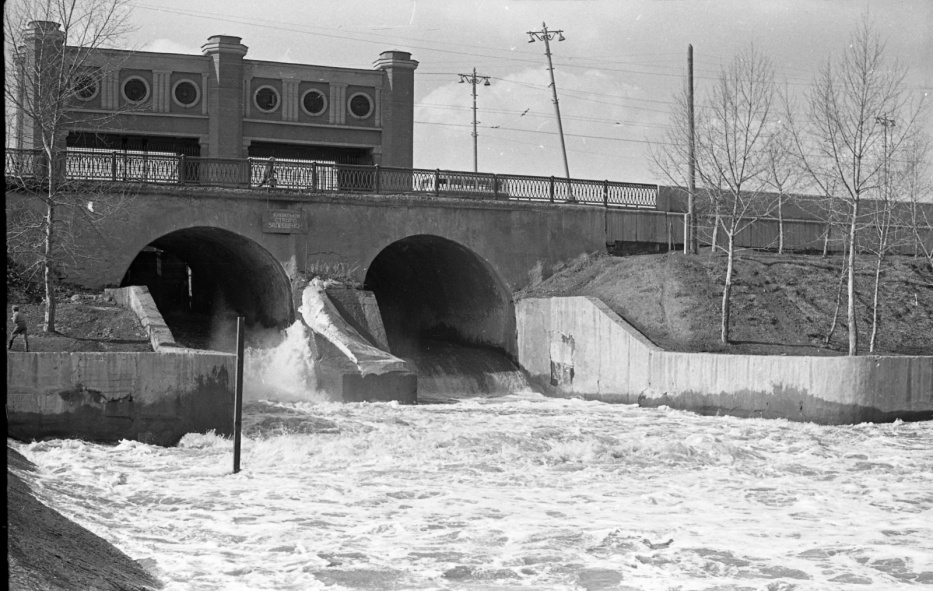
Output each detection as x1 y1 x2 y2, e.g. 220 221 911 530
517 250 933 356
7 446 162 591
5 291 150 353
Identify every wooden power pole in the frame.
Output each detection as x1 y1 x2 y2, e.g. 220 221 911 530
688 44 698 254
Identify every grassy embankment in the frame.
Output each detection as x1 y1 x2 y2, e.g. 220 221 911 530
517 250 933 357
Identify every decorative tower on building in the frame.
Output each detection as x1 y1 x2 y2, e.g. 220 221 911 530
17 20 67 152
201 35 248 159
374 51 419 169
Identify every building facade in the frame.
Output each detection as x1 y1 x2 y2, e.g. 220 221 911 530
14 21 418 168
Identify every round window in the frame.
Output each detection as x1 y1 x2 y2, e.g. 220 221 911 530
301 89 327 116
254 86 279 113
172 80 200 107
122 77 150 103
348 93 373 119
73 75 98 101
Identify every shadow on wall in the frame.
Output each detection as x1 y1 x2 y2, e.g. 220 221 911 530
364 234 516 359
120 227 295 350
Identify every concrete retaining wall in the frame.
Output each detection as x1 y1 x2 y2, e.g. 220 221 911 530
105 285 180 351
6 351 235 445
7 286 236 446
517 297 933 424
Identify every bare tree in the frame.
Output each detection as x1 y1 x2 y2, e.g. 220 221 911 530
653 45 779 343
864 162 899 353
694 45 779 344
903 134 933 272
765 126 804 255
651 82 699 245
4 0 134 332
784 18 924 355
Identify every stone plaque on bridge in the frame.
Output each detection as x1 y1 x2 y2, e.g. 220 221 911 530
262 209 306 234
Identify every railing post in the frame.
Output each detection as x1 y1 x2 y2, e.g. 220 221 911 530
178 155 185 185
603 180 609 208
374 164 380 194
111 151 117 182
493 174 499 200
434 169 440 197
311 162 318 192
549 176 555 203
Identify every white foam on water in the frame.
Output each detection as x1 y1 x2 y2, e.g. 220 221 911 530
243 321 325 403
11 399 933 590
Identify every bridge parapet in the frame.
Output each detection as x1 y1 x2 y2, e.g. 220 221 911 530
5 148 658 209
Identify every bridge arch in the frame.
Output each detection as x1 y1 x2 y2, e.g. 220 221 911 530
120 227 294 341
363 234 516 358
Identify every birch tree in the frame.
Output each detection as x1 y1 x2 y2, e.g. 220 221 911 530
694 45 779 344
4 0 134 332
653 45 779 344
765 126 804 255
785 18 924 355
903 134 933 272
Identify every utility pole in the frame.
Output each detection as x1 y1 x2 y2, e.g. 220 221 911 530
458 68 491 173
527 22 572 196
876 115 895 201
687 44 698 254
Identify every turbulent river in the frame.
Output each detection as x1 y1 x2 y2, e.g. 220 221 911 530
9 328 933 590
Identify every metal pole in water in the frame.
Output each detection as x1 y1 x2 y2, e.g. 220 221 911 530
233 316 245 474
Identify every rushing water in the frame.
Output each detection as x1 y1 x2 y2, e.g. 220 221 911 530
9 328 933 590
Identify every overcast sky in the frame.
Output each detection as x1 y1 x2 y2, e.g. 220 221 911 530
130 0 931 184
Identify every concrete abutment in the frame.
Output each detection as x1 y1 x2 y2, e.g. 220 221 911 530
516 297 933 424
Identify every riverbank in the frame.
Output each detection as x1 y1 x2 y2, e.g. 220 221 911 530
9 250 932 357
7 444 162 591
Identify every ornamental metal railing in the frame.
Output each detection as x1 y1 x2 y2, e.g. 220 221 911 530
4 148 658 209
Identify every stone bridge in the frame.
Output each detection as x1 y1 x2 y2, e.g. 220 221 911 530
8 185 620 358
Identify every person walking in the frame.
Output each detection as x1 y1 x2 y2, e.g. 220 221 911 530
258 157 277 188
9 305 29 352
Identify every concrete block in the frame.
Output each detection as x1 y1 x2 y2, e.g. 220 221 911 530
325 287 391 351
314 338 417 404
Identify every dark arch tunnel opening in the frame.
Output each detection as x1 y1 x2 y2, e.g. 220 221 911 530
120 227 294 350
363 235 517 362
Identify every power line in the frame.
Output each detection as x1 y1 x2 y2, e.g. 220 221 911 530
130 3 929 93
416 101 673 129
480 132 657 162
416 120 673 147
124 4 762 86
